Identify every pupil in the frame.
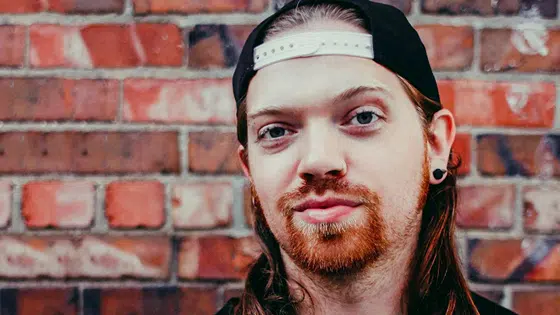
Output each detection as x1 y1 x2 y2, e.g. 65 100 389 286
357 112 373 124
269 127 285 138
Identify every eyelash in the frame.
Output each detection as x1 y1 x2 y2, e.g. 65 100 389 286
256 107 384 142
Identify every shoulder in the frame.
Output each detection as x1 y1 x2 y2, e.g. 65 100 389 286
215 297 240 315
471 291 518 315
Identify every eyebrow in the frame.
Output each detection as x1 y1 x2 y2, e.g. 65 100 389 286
247 85 393 121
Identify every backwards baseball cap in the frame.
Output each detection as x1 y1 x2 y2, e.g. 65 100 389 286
232 0 440 109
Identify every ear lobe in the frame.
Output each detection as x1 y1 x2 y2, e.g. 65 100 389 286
238 145 251 179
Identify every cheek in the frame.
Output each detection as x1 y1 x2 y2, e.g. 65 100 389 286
350 130 426 222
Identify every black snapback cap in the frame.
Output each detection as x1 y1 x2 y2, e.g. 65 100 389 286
232 0 440 109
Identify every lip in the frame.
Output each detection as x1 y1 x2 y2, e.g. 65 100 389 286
293 197 362 212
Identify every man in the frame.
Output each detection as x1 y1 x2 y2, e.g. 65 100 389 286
219 0 517 314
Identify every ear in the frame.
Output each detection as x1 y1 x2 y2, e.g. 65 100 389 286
428 109 456 184
238 145 251 179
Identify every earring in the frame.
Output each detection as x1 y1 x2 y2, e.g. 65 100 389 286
433 168 447 180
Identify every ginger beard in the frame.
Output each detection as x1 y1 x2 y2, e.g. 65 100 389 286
251 152 431 276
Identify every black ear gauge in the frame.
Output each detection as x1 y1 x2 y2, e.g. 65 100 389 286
433 169 447 180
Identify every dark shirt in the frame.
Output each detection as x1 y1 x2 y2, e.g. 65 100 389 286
216 291 518 315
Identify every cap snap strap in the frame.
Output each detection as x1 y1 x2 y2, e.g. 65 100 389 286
253 31 374 70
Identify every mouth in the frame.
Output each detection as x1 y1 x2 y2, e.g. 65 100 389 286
293 197 362 224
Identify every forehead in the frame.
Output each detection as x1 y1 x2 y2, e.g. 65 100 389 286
246 54 405 115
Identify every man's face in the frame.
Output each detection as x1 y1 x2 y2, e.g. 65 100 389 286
241 29 431 275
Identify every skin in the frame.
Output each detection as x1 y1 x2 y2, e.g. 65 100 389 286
238 21 456 315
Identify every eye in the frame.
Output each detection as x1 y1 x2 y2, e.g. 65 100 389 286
258 125 291 140
347 109 381 126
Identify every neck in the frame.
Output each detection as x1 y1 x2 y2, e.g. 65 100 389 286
282 236 418 315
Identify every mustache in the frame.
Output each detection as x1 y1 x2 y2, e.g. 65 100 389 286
277 177 380 215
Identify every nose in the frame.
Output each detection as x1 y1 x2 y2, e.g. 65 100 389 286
297 124 347 182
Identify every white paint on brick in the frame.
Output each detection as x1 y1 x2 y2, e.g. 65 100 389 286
64 27 93 68
177 237 200 278
0 182 11 228
54 182 95 228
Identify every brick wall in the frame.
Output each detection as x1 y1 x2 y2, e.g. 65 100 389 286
0 0 558 314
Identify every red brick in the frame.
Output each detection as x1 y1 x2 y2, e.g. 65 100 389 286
0 182 11 228
477 134 560 177
172 182 233 229
0 132 179 174
437 80 556 127
133 0 269 14
71 132 180 174
48 0 125 13
452 133 471 176
0 26 26 67
523 184 560 232
457 185 515 229
31 24 183 68
123 78 236 124
481 28 560 73
513 291 560 315
0 0 44 13
0 236 170 278
243 182 253 227
17 288 78 315
188 131 241 174
105 181 165 229
187 25 254 69
22 181 95 228
180 287 219 315
469 238 560 282
178 236 260 280
0 78 119 121
415 26 473 70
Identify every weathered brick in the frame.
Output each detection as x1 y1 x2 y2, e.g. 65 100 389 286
187 25 254 69
172 182 233 229
0 182 11 228
178 236 259 280
123 78 236 124
105 181 165 229
469 238 560 283
0 0 44 13
0 78 119 121
481 28 560 73
457 185 515 229
48 0 125 13
134 0 269 14
2 288 79 315
519 0 557 18
0 236 171 279
420 0 554 16
477 134 560 177
188 131 242 174
416 26 473 70
30 24 183 68
22 181 95 228
0 26 26 67
513 291 560 315
437 80 556 127
452 133 471 176
0 132 179 174
523 184 560 232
